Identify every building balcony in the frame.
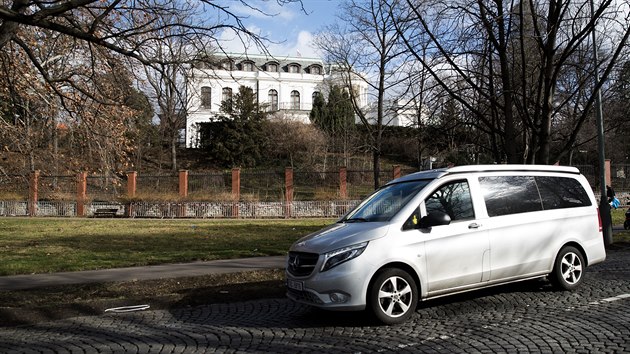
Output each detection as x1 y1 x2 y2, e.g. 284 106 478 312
275 102 313 112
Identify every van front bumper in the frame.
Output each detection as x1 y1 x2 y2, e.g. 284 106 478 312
286 287 366 311
285 264 368 311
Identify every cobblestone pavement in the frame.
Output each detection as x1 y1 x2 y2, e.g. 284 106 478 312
0 248 628 353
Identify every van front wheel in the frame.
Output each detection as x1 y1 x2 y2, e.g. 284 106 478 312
550 246 585 291
369 268 417 325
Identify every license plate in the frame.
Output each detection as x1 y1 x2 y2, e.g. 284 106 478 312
287 279 303 291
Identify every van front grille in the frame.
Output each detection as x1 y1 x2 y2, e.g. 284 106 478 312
287 289 323 305
287 251 319 277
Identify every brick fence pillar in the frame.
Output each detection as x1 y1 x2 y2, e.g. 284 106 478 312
178 170 188 217
28 170 39 217
285 167 293 218
127 171 137 198
232 168 240 218
393 165 401 180
179 170 188 198
76 172 87 217
126 171 137 218
339 167 347 199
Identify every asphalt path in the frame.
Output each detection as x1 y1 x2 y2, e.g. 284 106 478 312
0 256 287 291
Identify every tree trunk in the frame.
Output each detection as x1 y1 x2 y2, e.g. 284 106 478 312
495 1 519 164
373 149 381 190
171 133 177 172
534 1 561 165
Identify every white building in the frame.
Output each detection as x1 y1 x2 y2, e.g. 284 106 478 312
363 99 424 128
185 53 368 148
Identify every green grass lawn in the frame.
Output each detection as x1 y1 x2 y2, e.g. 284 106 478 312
0 218 333 276
1 210 627 277
612 207 630 243
611 207 627 225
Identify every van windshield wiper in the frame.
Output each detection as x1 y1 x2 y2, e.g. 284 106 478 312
343 217 369 223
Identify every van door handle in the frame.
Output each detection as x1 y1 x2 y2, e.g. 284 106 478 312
468 223 481 229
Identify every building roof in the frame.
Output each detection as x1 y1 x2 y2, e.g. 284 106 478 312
200 52 326 73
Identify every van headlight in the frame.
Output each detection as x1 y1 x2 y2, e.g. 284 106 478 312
321 242 368 272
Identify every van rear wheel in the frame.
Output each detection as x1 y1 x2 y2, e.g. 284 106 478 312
550 246 585 291
369 268 417 325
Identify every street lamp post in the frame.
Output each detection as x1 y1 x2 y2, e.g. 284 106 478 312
590 0 613 246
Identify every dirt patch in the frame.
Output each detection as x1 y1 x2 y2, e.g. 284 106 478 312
0 269 286 327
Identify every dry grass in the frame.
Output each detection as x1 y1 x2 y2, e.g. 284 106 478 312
0 192 28 200
0 218 333 276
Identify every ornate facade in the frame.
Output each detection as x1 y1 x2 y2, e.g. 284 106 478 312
185 53 368 148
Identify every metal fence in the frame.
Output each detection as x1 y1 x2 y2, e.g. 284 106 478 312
38 175 75 201
293 171 339 201
0 201 28 216
0 200 360 218
0 168 385 203
240 170 285 202
87 175 124 201
4 163 626 218
573 164 630 193
188 172 232 200
347 170 394 199
0 175 28 200
136 174 179 199
611 164 630 193
128 200 361 218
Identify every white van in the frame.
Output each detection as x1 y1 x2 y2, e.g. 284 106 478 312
286 165 606 324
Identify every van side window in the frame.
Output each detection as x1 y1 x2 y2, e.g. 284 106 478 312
479 176 543 217
535 177 592 209
425 180 474 221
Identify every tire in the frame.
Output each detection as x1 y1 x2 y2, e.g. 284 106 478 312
550 246 585 291
369 268 418 325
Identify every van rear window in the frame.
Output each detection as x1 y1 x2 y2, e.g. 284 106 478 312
479 175 591 217
535 176 592 210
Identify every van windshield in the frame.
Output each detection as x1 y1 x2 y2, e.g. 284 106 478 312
341 180 431 222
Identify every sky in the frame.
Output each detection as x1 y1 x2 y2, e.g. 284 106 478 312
217 0 340 58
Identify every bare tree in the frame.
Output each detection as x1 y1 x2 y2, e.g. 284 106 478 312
139 11 193 172
315 0 409 189
0 26 150 175
396 0 630 164
0 0 305 104
1 0 305 174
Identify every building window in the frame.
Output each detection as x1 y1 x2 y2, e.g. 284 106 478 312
194 61 208 69
312 91 321 102
290 90 300 110
242 61 254 71
201 86 211 108
310 65 321 75
220 61 231 70
288 64 300 73
266 63 278 72
222 87 233 103
269 89 278 111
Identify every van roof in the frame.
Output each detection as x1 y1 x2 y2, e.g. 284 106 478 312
387 164 581 185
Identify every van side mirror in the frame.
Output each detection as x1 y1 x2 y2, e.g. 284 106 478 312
418 211 451 229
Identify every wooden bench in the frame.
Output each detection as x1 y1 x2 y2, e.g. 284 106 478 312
93 208 119 217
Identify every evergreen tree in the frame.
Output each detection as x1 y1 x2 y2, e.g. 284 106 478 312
309 85 355 158
309 91 326 127
199 86 268 167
